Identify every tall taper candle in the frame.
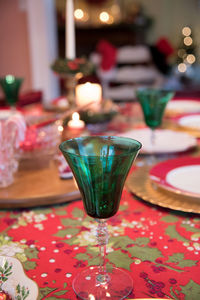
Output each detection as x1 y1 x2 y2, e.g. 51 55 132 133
65 0 76 59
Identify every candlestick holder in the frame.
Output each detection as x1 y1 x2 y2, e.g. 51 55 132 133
51 57 94 108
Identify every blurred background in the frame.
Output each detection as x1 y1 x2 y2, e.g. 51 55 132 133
1 0 200 104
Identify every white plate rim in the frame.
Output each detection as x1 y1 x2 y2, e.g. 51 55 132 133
150 157 200 199
118 128 197 154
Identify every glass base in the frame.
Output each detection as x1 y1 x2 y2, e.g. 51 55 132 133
73 266 133 300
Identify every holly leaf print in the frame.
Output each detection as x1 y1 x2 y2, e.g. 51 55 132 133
167 253 197 268
87 257 100 266
86 246 99 255
34 208 53 215
23 260 37 271
170 287 180 300
55 210 67 216
61 218 82 227
178 259 197 268
38 287 57 300
167 253 184 263
107 250 133 270
134 237 150 246
62 236 79 245
165 225 189 242
119 204 128 211
53 290 69 296
24 247 39 259
75 253 90 261
54 228 80 237
180 280 200 300
109 236 135 249
128 245 162 262
181 223 200 233
161 215 179 223
72 207 84 218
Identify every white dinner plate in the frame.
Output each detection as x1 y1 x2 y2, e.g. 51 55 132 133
118 128 197 154
177 114 200 130
150 156 200 199
166 99 200 115
0 256 39 299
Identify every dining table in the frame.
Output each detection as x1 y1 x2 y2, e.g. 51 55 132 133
0 101 200 300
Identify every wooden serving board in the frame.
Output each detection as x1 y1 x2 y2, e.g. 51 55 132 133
0 162 81 208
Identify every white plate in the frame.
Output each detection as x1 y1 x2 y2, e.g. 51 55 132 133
0 256 39 299
118 128 197 154
178 114 200 130
150 156 200 199
166 99 200 114
166 165 200 197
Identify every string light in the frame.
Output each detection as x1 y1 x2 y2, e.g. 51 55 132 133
184 36 193 46
178 49 186 58
74 9 84 20
182 26 191 36
99 11 109 23
178 63 187 73
177 27 196 74
186 54 196 64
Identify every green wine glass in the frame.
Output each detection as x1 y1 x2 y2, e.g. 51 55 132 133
59 136 141 300
136 88 174 164
0 74 23 108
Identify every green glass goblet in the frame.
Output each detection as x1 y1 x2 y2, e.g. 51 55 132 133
136 88 174 164
0 74 23 108
59 136 141 300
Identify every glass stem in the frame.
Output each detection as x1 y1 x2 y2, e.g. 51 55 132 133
95 218 110 285
151 129 156 147
148 129 156 165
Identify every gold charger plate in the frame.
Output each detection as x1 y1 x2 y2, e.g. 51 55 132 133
126 166 200 214
163 119 200 138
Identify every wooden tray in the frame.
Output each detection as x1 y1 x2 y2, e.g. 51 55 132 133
0 162 80 208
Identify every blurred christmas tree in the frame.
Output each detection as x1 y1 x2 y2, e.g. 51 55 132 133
176 26 197 74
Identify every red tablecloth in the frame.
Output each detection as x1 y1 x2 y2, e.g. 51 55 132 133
0 187 200 299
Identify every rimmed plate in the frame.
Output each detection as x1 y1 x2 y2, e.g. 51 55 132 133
118 128 197 154
177 113 200 130
0 255 39 299
149 156 200 199
166 99 200 116
126 166 200 214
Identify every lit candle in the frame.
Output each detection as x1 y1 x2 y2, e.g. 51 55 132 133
75 82 102 108
65 0 76 59
68 112 85 129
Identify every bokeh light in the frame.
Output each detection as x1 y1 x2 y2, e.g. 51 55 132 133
99 11 110 23
182 26 191 36
178 63 187 73
184 36 193 46
74 9 84 20
186 54 196 64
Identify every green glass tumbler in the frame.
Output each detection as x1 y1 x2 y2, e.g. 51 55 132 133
136 88 174 164
136 88 174 130
0 75 23 107
59 136 141 300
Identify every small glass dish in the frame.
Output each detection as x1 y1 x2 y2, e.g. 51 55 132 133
19 116 63 170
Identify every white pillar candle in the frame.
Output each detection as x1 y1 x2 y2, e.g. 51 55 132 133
65 0 76 59
75 82 102 108
68 112 85 129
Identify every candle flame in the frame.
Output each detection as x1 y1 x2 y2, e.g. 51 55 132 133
72 112 80 121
